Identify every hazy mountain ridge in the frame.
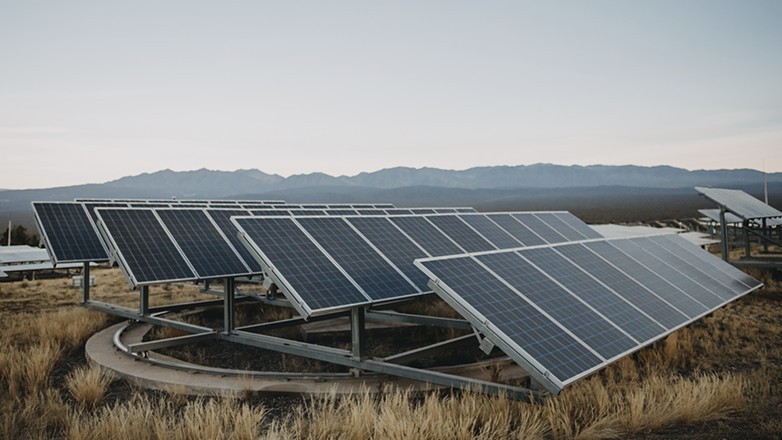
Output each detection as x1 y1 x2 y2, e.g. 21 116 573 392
2 164 780 226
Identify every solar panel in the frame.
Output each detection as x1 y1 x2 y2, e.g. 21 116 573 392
384 209 414 215
346 217 431 290
156 209 251 278
205 209 263 272
83 202 129 224
325 209 359 216
487 214 547 246
356 209 386 216
390 216 463 256
233 217 370 314
512 213 569 243
415 236 761 394
457 214 523 249
426 215 495 252
291 210 328 216
533 213 591 241
695 186 782 220
249 210 291 216
296 217 420 301
410 208 436 214
32 202 109 264
97 209 196 285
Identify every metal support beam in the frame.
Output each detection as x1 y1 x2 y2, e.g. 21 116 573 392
236 309 350 333
351 307 366 360
383 333 476 365
743 220 751 258
140 285 150 315
223 331 539 400
366 310 472 330
719 208 730 262
763 218 769 253
147 296 254 314
85 300 212 334
224 277 235 334
81 262 90 304
127 332 217 353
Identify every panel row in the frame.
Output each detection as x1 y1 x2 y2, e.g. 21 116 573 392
233 212 603 315
415 234 762 395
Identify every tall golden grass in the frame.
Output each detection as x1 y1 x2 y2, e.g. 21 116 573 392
0 267 780 439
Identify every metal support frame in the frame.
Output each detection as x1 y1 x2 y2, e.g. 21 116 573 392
383 333 476 365
127 332 217 353
223 330 538 400
140 285 150 315
236 309 350 333
224 277 235 334
719 207 730 262
85 300 212 334
351 307 366 360
81 262 90 303
366 310 472 330
743 220 751 258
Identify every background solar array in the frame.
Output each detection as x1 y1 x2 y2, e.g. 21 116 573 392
32 202 109 264
415 235 762 394
695 186 782 220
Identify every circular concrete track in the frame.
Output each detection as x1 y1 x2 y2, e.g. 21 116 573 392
86 321 527 397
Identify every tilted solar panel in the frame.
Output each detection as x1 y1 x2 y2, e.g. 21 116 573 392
415 236 762 394
96 209 196 285
32 202 109 264
695 186 782 220
205 209 263 272
233 217 370 315
156 209 251 279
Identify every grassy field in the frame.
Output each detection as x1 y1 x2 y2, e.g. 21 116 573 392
1 266 781 439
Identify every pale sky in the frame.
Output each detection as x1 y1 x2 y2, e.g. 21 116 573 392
1 1 781 189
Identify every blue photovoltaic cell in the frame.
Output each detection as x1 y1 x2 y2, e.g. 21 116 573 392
634 238 740 301
347 217 431 290
520 247 663 343
487 214 547 246
433 208 456 213
410 209 436 214
455 208 477 213
156 209 249 278
426 215 495 252
297 217 418 300
98 209 195 284
512 213 569 244
420 257 601 380
554 244 687 329
292 210 327 216
249 210 290 216
205 209 263 272
325 209 359 216
384 209 414 215
374 204 395 209
458 214 523 249
356 209 386 216
33 203 109 263
554 212 603 239
301 205 328 209
390 216 463 256
655 235 760 290
586 241 707 318
235 217 368 311
609 239 725 308
83 202 129 224
532 213 589 241
477 252 636 360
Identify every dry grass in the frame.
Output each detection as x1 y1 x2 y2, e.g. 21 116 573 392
0 267 781 439
66 364 115 408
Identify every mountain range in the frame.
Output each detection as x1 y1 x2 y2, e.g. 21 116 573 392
1 164 780 226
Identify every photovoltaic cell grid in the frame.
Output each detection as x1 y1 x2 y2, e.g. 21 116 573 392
32 202 109 264
233 212 604 315
97 209 195 284
695 186 782 220
414 235 762 394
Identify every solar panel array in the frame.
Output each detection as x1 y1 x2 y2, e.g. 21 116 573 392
90 206 482 287
695 187 782 220
233 211 603 316
31 199 413 267
414 233 762 394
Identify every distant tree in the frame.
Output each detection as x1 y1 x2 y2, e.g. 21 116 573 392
0 225 40 246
